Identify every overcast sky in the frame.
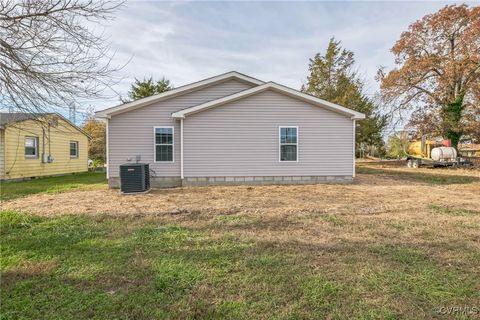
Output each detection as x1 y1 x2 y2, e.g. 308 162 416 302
95 1 471 111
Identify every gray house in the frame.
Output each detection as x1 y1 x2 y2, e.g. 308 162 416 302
96 72 365 188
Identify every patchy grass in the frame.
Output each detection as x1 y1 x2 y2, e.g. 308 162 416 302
429 204 480 216
321 214 345 226
215 214 261 227
356 164 480 185
0 172 106 200
2 208 479 318
1 163 479 319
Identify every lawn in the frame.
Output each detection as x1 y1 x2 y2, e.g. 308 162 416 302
0 172 106 201
1 164 479 319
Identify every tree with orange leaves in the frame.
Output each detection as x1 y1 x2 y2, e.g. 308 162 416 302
378 4 480 149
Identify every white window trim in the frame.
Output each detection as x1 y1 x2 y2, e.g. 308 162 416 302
153 126 175 163
70 141 79 159
25 136 39 159
278 126 299 162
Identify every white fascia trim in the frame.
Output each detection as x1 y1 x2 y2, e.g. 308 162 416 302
171 82 366 120
95 71 264 118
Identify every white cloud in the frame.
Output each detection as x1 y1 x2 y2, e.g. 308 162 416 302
94 0 474 111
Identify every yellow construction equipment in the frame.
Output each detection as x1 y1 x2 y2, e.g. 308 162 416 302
406 136 470 168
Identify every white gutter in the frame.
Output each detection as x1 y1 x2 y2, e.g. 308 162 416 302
180 118 184 179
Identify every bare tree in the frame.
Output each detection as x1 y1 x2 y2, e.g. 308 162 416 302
0 0 125 116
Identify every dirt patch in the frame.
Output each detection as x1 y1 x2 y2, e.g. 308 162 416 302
3 167 479 219
3 166 479 251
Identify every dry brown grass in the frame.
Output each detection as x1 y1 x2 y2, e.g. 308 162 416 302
3 164 479 252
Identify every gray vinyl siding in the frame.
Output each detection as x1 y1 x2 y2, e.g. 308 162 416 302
108 79 255 177
183 89 354 177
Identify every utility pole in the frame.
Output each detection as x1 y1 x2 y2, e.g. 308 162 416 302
69 104 76 125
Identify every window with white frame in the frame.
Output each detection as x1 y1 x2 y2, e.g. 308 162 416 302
155 127 174 162
279 127 298 161
25 136 38 159
70 141 79 158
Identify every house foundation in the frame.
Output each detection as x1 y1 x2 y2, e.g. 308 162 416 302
108 175 353 188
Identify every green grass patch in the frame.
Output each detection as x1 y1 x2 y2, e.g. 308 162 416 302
364 244 478 307
215 214 260 227
361 263 477 311
246 252 285 269
428 204 480 216
321 214 345 226
153 257 204 293
0 210 38 230
302 275 347 310
0 172 106 200
370 244 430 265
1 211 478 319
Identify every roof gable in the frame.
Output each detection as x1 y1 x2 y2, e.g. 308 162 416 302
96 71 264 118
171 82 365 120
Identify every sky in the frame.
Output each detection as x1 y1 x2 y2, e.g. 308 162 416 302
94 0 471 113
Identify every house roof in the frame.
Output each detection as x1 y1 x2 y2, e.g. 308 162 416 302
95 71 264 118
171 82 366 120
0 113 51 127
0 112 91 138
95 71 365 120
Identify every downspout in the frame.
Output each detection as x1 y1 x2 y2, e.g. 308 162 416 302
106 118 109 179
48 123 51 160
180 118 184 180
42 127 46 163
352 120 356 178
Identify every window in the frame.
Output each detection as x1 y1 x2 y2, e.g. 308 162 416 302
154 127 174 162
25 136 38 159
279 127 298 162
70 141 78 158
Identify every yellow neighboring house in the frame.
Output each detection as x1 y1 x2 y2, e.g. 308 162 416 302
0 113 90 180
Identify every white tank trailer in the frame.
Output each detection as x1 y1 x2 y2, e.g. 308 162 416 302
430 147 457 162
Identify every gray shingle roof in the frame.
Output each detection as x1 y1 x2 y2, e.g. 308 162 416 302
0 113 52 127
0 112 91 139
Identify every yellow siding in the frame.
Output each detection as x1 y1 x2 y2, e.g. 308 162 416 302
3 118 89 179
